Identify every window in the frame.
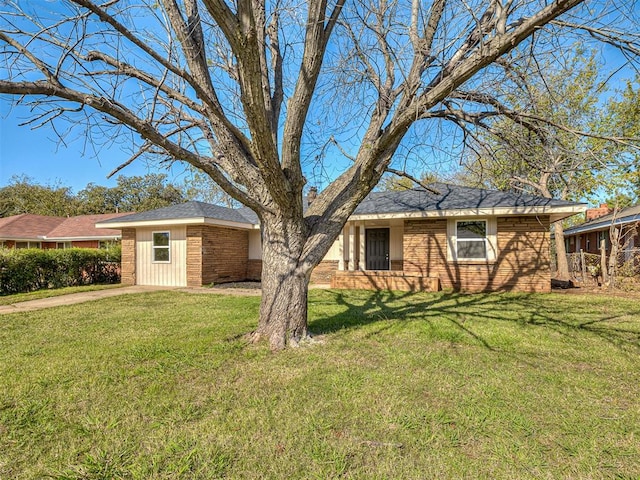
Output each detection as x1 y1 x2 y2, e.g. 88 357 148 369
597 231 609 250
448 218 496 262
57 242 72 249
456 221 487 260
16 241 41 249
152 231 170 262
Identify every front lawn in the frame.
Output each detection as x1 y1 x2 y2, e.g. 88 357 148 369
0 290 638 478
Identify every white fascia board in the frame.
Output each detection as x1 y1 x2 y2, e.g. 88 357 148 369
96 217 258 230
348 204 587 222
0 236 47 242
44 236 122 241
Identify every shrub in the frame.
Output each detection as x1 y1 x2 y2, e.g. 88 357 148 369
0 246 121 295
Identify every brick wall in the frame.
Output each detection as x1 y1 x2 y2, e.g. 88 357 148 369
71 240 100 249
403 216 551 293
390 260 403 271
187 225 249 286
310 260 339 284
247 259 262 281
120 228 136 285
331 271 440 292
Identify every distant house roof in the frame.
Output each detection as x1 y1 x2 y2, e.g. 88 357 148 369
0 212 131 242
46 213 130 240
564 204 640 236
0 214 65 239
97 184 585 229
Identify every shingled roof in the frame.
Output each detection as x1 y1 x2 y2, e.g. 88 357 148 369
0 213 130 241
353 183 579 216
97 201 259 226
564 204 640 236
97 183 584 229
0 214 65 239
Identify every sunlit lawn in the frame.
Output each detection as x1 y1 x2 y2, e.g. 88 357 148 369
0 289 638 479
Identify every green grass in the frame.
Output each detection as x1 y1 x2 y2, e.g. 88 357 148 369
0 289 639 479
0 284 124 306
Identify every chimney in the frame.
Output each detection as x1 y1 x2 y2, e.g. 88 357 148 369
585 203 612 221
307 186 318 206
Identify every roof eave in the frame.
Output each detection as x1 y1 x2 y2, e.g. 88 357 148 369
96 217 259 230
349 205 587 222
564 214 640 236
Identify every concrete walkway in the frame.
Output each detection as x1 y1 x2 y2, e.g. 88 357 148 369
0 282 338 315
0 286 177 315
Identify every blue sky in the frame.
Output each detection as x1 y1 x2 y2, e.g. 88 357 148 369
0 100 188 192
0 2 637 196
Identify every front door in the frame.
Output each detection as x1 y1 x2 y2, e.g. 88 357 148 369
366 228 390 270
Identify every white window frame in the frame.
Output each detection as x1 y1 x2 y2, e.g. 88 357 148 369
447 218 497 263
152 231 171 263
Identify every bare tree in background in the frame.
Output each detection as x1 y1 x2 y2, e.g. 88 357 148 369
1 0 639 348
459 51 640 281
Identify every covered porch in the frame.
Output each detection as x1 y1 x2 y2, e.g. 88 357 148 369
329 218 441 291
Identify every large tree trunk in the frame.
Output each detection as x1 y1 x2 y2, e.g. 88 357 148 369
253 215 314 350
553 222 570 281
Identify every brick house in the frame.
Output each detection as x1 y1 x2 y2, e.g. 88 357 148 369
0 213 129 249
97 184 585 293
563 204 640 257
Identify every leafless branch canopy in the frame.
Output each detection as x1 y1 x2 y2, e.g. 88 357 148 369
1 0 638 266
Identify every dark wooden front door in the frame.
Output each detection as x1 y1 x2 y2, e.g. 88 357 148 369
366 228 390 270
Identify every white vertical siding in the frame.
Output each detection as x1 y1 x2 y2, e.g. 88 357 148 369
390 224 404 261
248 229 262 259
136 226 187 286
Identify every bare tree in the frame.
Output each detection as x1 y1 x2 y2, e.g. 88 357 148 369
1 0 639 348
458 51 640 281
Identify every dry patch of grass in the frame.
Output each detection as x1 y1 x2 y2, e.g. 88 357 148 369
0 290 638 478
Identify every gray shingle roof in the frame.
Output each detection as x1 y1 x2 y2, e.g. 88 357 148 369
98 201 259 225
564 204 640 235
353 183 580 215
98 184 581 227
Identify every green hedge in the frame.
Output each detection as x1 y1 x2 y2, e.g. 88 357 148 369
0 246 121 295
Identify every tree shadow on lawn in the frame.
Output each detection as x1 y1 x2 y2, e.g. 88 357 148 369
308 289 640 353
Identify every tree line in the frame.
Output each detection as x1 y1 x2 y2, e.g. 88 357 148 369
0 172 228 218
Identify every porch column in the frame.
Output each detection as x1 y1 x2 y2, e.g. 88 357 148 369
359 222 366 270
348 224 356 271
338 228 345 271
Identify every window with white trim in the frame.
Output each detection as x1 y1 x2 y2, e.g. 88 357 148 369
152 231 170 262
456 220 488 260
447 218 497 262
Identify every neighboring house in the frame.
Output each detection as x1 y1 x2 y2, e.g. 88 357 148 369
563 204 640 257
97 184 585 293
0 213 130 249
